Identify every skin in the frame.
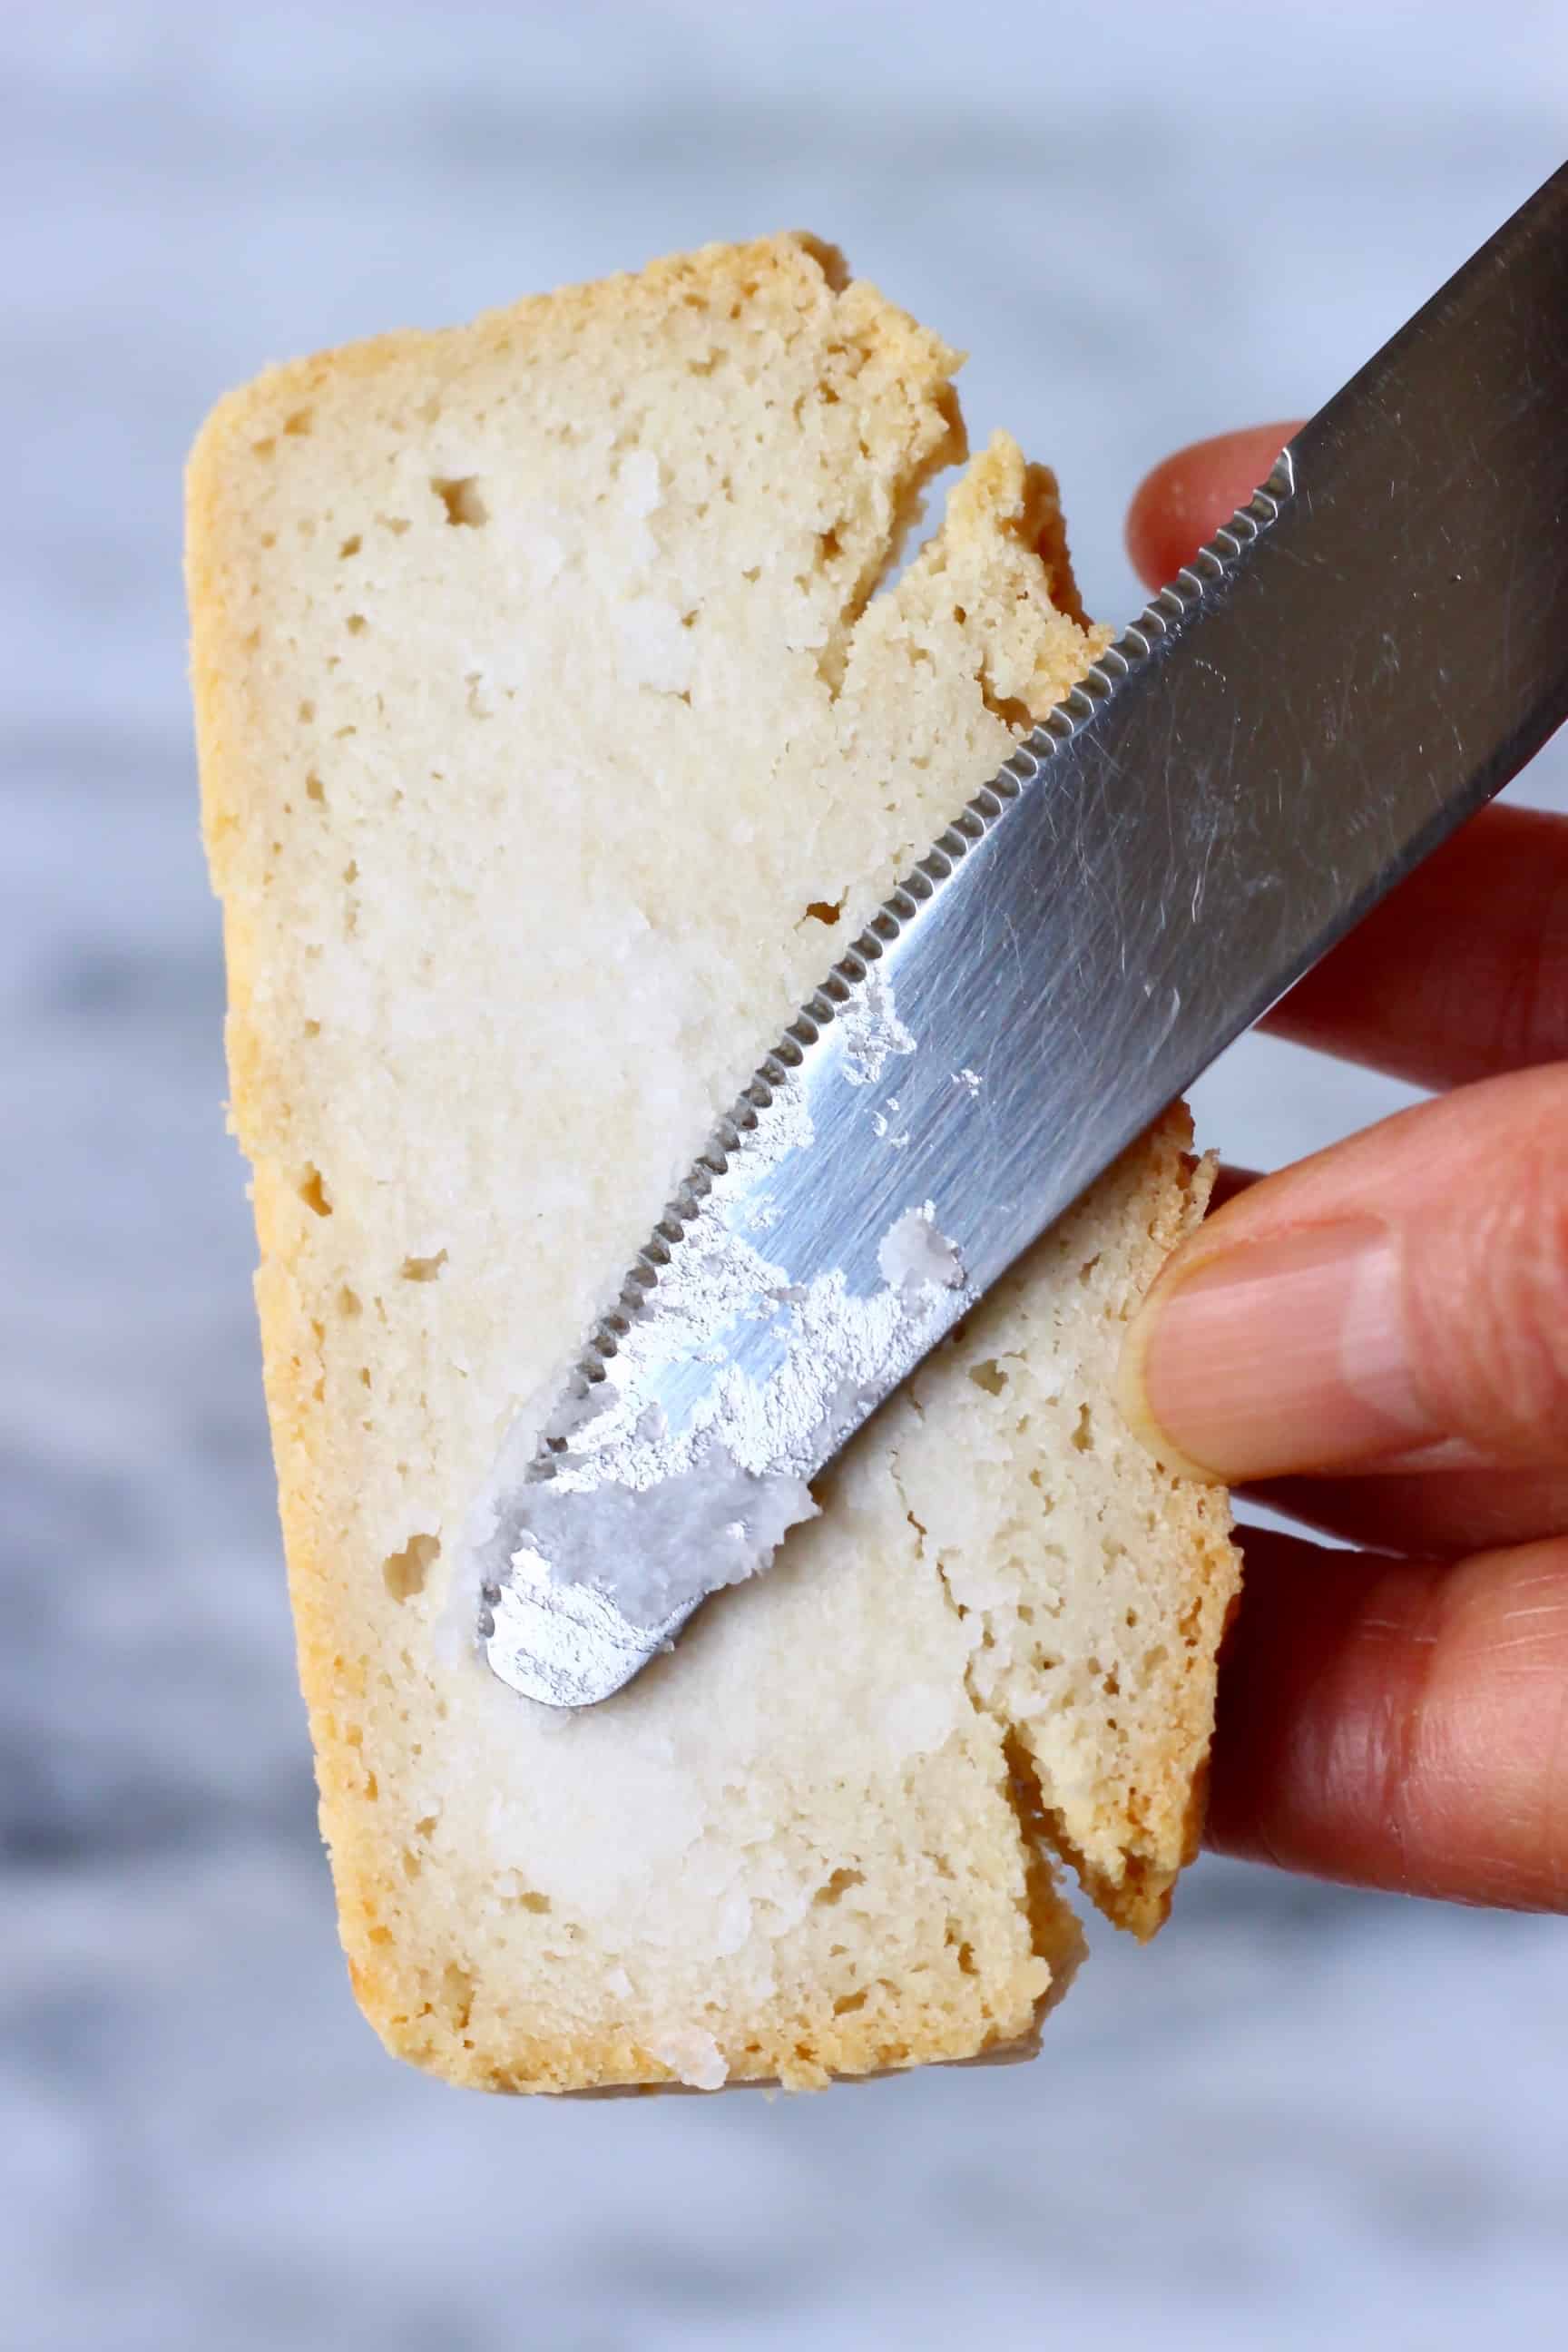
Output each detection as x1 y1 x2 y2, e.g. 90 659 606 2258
1122 427 1568 1910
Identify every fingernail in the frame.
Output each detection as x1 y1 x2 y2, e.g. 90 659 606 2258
1119 1222 1436 1483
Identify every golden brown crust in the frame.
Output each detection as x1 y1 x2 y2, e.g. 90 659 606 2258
1076 1129 1241 1938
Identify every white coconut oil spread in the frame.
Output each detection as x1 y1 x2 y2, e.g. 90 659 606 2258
467 1068 972 1642
496 1429 818 1627
876 1202 965 1293
837 964 916 1086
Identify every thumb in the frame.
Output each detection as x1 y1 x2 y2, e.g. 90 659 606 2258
1120 1066 1568 1482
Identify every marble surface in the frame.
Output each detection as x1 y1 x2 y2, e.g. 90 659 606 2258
5 5 1567 2345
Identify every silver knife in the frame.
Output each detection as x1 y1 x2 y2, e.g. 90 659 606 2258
475 163 1568 1708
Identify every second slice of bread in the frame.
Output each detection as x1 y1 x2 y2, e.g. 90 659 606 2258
189 233 1240 2092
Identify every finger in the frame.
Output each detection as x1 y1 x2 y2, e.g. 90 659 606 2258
1247 1467 1568 1559
1206 1528 1568 1911
1120 1065 1568 1482
1126 424 1303 589
1208 1162 1260 1211
1260 804 1568 1088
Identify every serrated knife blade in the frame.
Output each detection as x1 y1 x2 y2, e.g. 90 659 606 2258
477 164 1568 1708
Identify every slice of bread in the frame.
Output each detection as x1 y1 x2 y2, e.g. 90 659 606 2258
187 233 1240 2093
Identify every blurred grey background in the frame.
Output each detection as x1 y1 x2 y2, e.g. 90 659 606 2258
5 4 1568 2347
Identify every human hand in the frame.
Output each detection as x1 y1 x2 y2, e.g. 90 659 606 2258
1119 427 1568 1912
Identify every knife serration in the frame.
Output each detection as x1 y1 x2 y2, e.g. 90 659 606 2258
477 164 1568 1708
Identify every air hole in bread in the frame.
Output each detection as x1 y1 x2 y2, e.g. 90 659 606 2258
338 534 362 559
338 1287 362 1318
283 408 313 436
298 1164 332 1217
346 613 368 635
400 1250 447 1283
968 1358 1007 1396
431 475 488 528
813 1867 864 1907
383 1532 440 1602
440 1965 475 2030
803 897 843 926
1072 1403 1093 1451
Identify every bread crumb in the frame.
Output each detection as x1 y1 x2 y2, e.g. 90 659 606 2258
651 2027 729 2092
